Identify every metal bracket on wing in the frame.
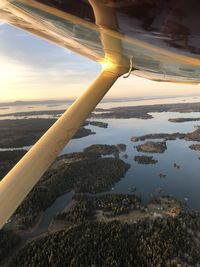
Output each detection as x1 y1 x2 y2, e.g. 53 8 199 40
123 56 134 78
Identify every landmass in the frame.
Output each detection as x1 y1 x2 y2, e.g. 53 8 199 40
2 176 200 267
55 194 141 224
0 229 21 266
131 132 185 142
83 144 126 156
185 127 200 142
131 127 200 143
87 121 108 128
3 101 200 120
55 195 181 226
2 101 200 266
189 144 200 151
9 150 129 229
0 109 65 117
169 117 200 123
7 194 200 267
0 149 129 265
0 150 27 180
135 141 167 153
134 155 158 164
93 102 200 119
0 119 108 148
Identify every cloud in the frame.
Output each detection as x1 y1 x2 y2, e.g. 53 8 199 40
0 24 102 100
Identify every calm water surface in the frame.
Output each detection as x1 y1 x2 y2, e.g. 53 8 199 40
62 111 200 210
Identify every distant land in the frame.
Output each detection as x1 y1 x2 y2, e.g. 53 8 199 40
2 100 200 120
1 94 200 107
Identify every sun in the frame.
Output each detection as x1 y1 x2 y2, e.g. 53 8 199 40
0 62 21 82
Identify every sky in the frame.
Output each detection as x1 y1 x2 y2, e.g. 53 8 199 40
0 22 200 102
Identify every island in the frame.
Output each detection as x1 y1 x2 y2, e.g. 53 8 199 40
87 121 108 128
131 127 200 143
131 132 185 142
135 141 167 153
169 117 200 123
134 155 158 164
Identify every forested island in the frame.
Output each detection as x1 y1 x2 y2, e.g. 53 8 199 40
134 155 158 164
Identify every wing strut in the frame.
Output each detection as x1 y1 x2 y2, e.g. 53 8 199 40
0 66 122 229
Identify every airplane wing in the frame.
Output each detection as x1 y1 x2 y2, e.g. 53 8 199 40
0 0 200 229
0 0 200 83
